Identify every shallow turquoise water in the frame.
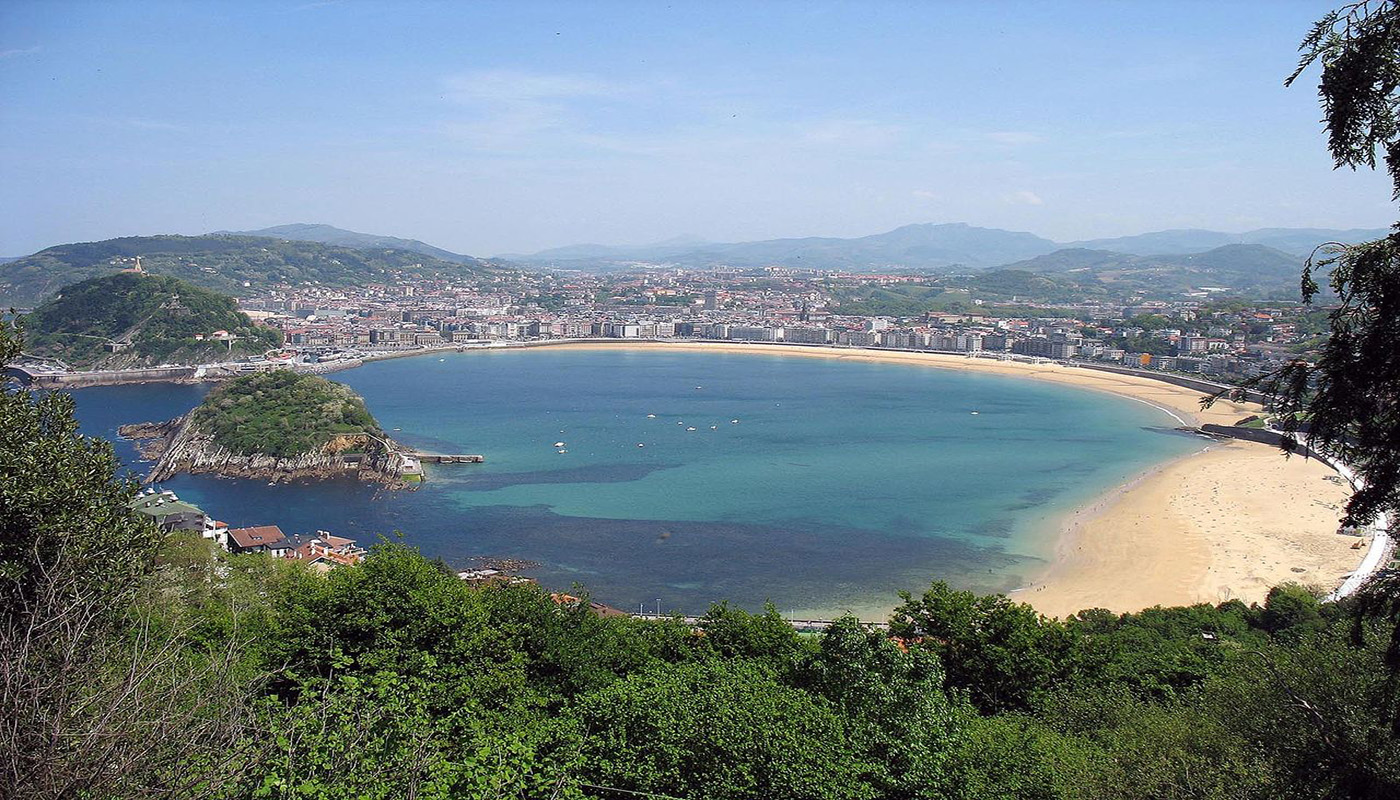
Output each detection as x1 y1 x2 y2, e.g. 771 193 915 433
69 348 1201 617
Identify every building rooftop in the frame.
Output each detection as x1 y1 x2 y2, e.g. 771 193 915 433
227 525 287 549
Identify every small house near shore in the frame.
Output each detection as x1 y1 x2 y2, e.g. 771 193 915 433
227 525 290 557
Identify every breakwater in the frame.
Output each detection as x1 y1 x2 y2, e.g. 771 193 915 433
1198 423 1326 459
16 364 201 388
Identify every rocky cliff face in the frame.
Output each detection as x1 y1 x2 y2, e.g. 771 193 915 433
119 415 415 488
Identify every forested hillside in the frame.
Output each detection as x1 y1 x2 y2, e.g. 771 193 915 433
998 243 1315 299
0 234 507 306
23 272 281 368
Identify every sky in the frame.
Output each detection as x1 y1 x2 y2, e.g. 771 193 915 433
1 0 1396 257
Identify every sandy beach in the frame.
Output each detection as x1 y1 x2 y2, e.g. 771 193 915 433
508 340 1365 616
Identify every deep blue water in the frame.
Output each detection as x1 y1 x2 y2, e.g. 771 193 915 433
68 348 1200 617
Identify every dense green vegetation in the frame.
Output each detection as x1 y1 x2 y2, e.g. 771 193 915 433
999 244 1315 300
830 284 948 316
190 370 382 458
963 269 1107 304
22 272 281 368
0 234 507 306
827 271 1103 316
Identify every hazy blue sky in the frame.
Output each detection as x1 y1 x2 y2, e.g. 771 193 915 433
1 1 1395 257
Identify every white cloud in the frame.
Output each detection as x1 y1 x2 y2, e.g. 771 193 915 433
437 70 637 152
800 119 904 149
1004 189 1044 206
443 70 625 104
912 189 939 200
986 131 1041 145
0 46 41 59
119 117 188 132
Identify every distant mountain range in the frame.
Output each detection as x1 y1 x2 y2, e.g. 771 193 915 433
505 223 1061 271
3 221 1390 306
1063 227 1391 256
217 223 478 265
502 222 1391 273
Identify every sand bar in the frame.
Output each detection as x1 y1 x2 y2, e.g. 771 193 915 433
496 341 1364 616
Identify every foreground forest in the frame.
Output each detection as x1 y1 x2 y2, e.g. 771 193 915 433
4 313 1400 800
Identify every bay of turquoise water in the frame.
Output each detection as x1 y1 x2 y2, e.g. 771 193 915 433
69 348 1201 617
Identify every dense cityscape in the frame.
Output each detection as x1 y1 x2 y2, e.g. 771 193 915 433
230 264 1323 384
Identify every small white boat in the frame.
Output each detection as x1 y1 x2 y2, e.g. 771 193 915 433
438 358 445 362
646 414 656 419
710 425 717 430
557 449 568 454
970 411 980 415
677 421 684 425
687 427 697 431
695 386 703 389
731 419 739 424
637 443 645 447
553 441 566 447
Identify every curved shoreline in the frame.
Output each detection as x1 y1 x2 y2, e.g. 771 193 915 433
436 340 1364 616
61 337 1367 617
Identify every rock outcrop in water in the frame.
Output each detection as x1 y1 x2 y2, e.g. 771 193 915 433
117 370 421 489
119 414 418 488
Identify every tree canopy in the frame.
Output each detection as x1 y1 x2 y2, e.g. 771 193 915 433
1217 1 1400 527
190 369 383 458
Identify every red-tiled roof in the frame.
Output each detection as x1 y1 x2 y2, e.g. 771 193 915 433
228 525 286 549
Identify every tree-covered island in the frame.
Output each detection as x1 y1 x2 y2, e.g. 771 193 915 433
121 370 421 487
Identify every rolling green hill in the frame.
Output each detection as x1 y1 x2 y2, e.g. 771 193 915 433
218 223 478 264
23 272 282 369
999 243 1313 299
0 234 508 306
